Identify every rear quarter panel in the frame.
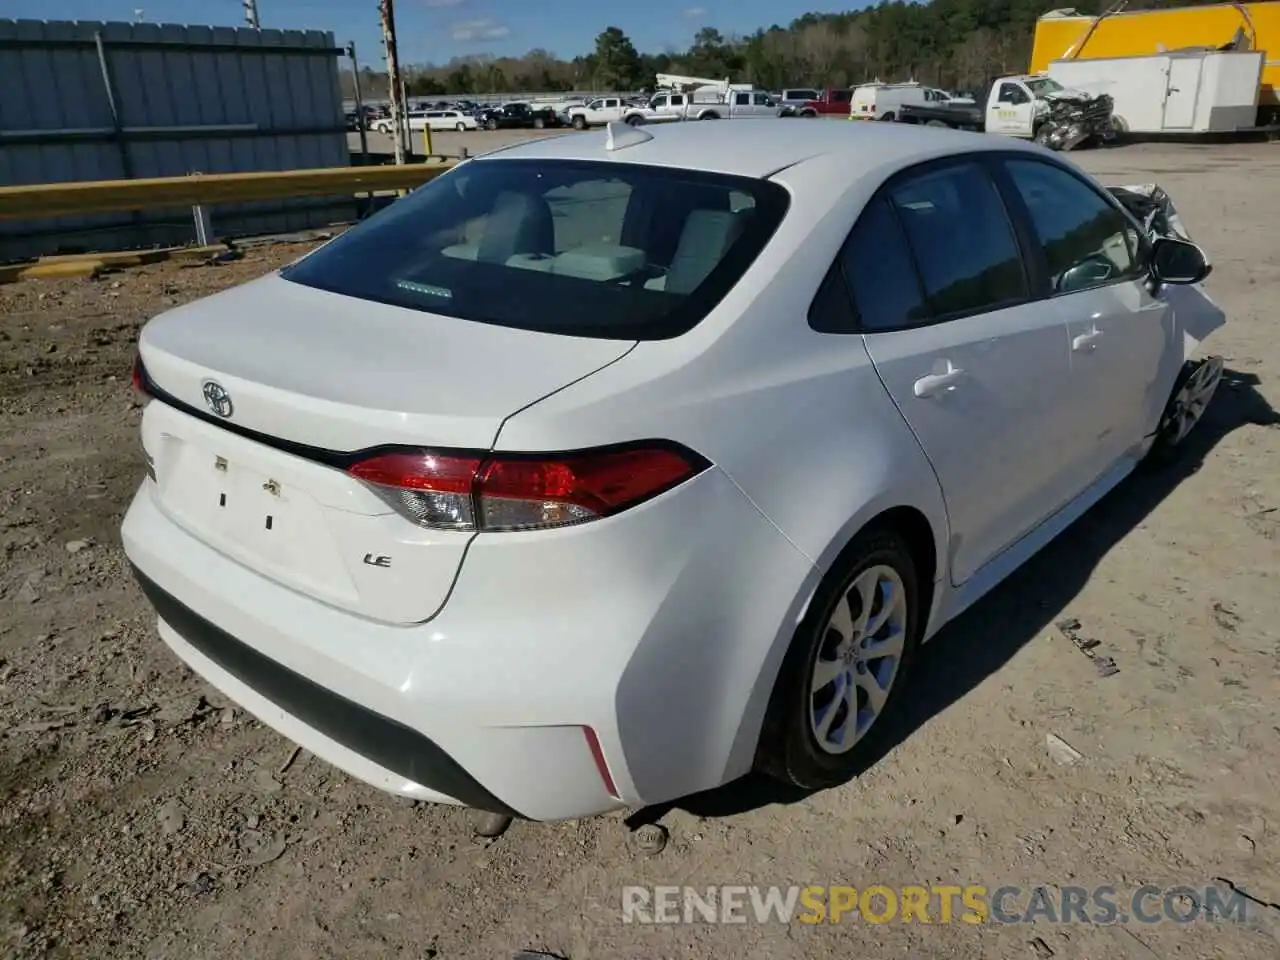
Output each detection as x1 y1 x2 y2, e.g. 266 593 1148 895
492 151 952 780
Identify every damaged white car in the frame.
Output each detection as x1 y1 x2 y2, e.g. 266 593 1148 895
123 122 1224 820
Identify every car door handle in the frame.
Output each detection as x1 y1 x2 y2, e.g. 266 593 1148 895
913 364 965 398
1072 328 1103 352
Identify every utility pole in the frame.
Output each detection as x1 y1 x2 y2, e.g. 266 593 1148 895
346 42 370 165
378 0 407 165
243 0 260 29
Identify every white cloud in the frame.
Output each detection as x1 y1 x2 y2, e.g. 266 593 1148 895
450 18 511 41
424 0 466 7
683 6 706 17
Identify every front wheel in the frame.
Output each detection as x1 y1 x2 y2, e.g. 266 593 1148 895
533 117 545 129
1145 356 1225 466
926 119 949 128
572 115 587 130
486 119 498 131
755 528 922 789
878 112 896 122
456 122 466 132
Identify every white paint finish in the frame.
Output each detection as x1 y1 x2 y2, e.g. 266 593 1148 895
473 117 1043 180
123 121 1224 819
139 273 632 451
142 401 475 624
1061 282 1177 474
861 305 1076 586
123 461 815 816
1163 56 1204 129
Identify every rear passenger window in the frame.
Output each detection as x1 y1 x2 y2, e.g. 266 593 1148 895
837 197 929 332
1003 159 1143 294
888 163 1028 318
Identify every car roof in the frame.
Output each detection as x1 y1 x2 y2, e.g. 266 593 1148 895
473 119 1042 180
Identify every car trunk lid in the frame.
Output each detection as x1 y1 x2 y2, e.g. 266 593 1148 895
138 273 633 624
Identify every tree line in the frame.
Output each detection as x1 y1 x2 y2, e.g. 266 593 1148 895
342 0 1210 99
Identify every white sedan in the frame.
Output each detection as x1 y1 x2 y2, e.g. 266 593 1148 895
122 120 1224 821
411 109 479 132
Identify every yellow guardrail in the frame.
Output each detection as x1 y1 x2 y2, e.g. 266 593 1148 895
0 162 457 221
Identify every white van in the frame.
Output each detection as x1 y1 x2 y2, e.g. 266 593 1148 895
850 82 928 121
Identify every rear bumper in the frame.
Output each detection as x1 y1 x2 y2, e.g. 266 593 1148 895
122 464 817 821
131 565 519 817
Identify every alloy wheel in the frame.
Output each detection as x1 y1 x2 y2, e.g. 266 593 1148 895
1162 356 1223 447
809 564 908 754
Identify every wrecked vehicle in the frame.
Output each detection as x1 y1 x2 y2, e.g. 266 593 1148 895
1107 182 1225 454
897 74 1115 150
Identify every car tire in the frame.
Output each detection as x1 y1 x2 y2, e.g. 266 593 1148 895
534 117 545 129
456 122 465 132
487 119 498 131
755 526 923 790
572 115 587 130
701 112 720 120
926 119 949 128
1144 356 1225 466
800 109 817 118
625 114 644 126
879 112 896 122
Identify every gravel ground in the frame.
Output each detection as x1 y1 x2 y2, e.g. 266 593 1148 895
2 140 1279 960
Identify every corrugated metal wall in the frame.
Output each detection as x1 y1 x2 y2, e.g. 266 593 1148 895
0 19 353 262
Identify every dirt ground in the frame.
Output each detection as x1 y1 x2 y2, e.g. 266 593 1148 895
2 140 1279 960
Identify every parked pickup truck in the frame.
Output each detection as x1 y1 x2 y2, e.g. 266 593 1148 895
897 74 1115 151
476 102 561 131
567 89 781 128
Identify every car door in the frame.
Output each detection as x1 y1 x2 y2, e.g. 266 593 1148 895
997 156 1179 480
848 159 1076 586
990 82 1034 136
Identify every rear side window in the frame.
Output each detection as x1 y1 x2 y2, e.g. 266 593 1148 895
833 196 929 333
887 162 1028 318
1002 159 1144 294
282 159 789 341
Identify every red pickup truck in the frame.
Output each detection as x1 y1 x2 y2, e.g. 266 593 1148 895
778 88 853 117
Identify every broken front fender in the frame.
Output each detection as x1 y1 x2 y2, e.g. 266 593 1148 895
1107 183 1224 364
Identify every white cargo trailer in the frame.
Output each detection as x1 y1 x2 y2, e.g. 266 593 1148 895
1047 48 1263 134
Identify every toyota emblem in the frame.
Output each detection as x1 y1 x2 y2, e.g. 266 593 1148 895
201 380 234 418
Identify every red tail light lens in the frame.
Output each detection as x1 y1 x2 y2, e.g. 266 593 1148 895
131 354 150 395
348 442 709 533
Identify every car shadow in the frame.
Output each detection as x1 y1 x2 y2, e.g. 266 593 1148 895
627 366 1278 827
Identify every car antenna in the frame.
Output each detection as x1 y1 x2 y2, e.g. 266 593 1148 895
605 120 654 152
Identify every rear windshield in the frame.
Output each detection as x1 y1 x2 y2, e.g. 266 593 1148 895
281 158 789 341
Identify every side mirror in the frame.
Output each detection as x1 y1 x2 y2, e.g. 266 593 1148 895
1150 236 1210 285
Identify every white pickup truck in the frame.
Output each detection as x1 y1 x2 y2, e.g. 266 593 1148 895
896 74 1117 151
566 88 781 128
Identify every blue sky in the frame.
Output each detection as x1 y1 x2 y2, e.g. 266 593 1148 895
5 1 858 64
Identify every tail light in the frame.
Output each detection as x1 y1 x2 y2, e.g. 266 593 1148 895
348 441 710 533
131 354 151 396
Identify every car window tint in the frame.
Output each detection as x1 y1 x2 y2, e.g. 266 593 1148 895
840 196 929 332
888 163 1027 317
281 159 788 341
1004 159 1143 294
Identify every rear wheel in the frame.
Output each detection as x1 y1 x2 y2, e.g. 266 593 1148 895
533 117 545 129
926 119 948 128
456 122 465 132
1145 356 1225 465
487 118 498 131
755 528 922 789
879 112 896 122
700 112 720 120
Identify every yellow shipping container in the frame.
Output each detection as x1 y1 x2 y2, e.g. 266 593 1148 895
1031 2 1280 117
